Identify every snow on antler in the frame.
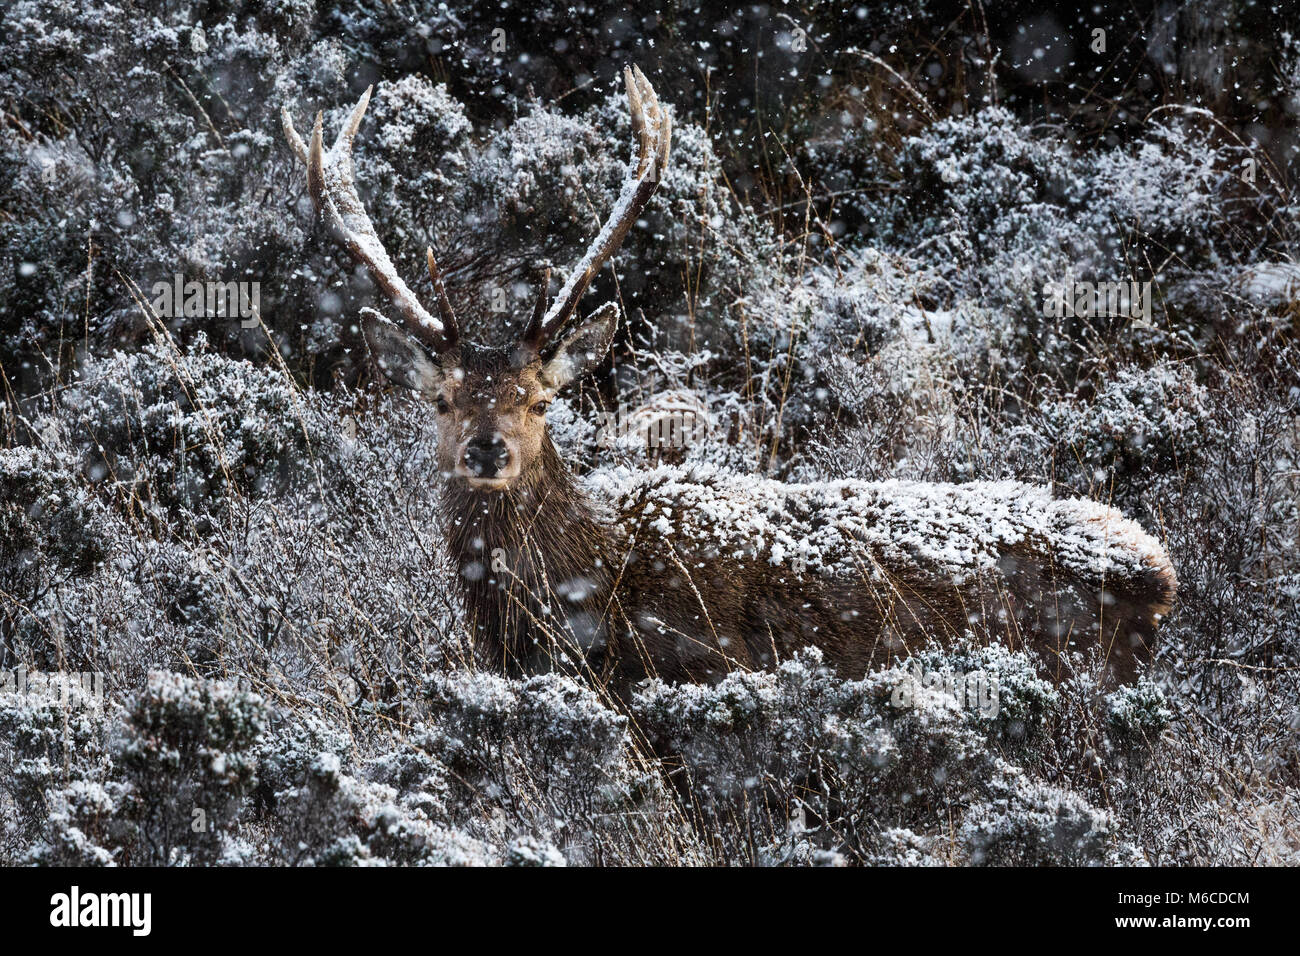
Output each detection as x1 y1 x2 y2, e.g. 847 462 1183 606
282 88 457 352
525 65 673 351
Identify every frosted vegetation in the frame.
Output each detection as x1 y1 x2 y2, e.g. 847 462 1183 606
1 1 1298 864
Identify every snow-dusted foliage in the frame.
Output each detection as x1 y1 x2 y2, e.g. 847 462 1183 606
633 647 1148 865
2 1 1299 866
58 336 336 514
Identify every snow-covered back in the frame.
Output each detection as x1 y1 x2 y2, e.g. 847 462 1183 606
587 463 1171 586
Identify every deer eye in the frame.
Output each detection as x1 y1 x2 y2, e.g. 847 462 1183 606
530 401 549 416
435 397 451 415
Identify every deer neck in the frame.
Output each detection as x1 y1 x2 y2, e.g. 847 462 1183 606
439 436 615 674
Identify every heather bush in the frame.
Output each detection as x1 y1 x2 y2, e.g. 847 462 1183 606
56 338 335 517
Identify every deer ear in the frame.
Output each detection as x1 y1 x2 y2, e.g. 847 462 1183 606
538 303 618 395
362 308 443 395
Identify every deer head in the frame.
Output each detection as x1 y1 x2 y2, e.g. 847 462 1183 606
283 67 671 491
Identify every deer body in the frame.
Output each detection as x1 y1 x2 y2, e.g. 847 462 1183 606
596 465 1173 686
442 441 1175 695
284 69 1175 698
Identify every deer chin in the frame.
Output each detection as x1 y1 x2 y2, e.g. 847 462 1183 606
460 475 515 492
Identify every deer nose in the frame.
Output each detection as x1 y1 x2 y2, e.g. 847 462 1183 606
463 438 510 478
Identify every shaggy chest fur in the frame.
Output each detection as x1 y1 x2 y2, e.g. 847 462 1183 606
441 442 616 680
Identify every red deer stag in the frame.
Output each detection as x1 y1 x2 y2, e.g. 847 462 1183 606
282 68 1176 700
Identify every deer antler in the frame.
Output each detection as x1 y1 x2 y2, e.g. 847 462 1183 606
282 88 458 352
524 65 672 352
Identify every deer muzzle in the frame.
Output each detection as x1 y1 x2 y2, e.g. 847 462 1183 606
458 436 515 488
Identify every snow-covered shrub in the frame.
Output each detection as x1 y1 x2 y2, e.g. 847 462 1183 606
634 649 1010 862
360 733 454 828
0 686 117 862
906 643 1061 754
253 710 353 808
364 74 475 239
57 338 335 517
961 780 1131 867
267 751 496 866
1106 681 1174 750
0 1 358 376
505 835 567 867
1039 361 1212 494
731 247 957 465
877 108 1095 308
1088 120 1237 260
0 445 106 666
3 671 265 865
864 827 947 867
115 671 265 865
36 779 132 867
633 646 1153 864
426 672 628 784
423 671 649 862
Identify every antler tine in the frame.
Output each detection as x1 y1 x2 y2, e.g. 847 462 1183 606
629 64 670 179
626 65 645 147
281 107 309 164
335 87 372 153
426 248 460 347
307 111 326 209
282 87 456 353
522 266 552 347
529 65 671 354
